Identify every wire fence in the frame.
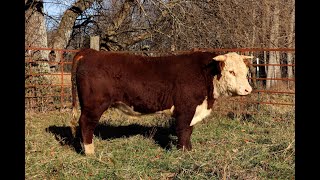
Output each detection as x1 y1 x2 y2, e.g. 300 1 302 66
25 47 295 116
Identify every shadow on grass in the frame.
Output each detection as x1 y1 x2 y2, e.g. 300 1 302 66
45 123 176 154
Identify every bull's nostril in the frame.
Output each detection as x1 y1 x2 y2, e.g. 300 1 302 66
245 89 249 92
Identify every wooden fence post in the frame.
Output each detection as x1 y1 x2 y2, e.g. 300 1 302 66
90 36 100 51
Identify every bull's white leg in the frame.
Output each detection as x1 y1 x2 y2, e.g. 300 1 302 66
84 142 95 155
190 97 212 126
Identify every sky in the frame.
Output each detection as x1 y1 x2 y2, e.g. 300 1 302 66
43 0 70 30
43 0 69 16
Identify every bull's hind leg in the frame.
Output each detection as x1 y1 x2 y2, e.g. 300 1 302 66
79 107 106 155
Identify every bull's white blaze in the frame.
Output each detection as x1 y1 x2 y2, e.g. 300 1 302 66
190 97 212 126
84 142 95 155
212 52 253 99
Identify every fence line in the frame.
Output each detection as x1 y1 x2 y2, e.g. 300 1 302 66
25 47 295 114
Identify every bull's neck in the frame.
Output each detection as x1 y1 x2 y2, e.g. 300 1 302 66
213 75 229 99
213 76 220 99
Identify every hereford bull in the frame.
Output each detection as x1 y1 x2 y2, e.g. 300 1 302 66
70 48 253 155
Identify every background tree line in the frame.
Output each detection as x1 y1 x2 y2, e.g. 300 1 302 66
25 0 295 89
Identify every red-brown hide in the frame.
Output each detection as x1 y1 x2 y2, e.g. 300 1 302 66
71 48 222 153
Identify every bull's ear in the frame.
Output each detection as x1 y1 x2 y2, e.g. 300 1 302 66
213 54 227 61
218 61 225 71
241 55 253 66
243 59 251 66
240 55 253 64
241 55 254 59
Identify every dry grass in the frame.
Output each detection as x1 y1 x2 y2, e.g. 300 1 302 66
44 72 71 85
25 103 294 179
211 81 295 119
25 76 295 178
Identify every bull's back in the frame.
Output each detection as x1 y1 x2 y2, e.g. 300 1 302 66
77 51 206 83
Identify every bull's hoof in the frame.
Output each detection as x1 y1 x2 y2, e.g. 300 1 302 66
177 144 192 151
84 143 95 155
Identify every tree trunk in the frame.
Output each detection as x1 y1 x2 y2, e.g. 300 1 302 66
101 0 136 51
50 0 97 63
251 7 256 48
261 0 269 82
90 36 100 50
25 0 50 73
25 0 52 110
287 3 295 79
171 19 177 51
266 1 281 89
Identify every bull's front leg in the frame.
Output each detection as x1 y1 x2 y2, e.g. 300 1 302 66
176 125 193 151
173 108 195 151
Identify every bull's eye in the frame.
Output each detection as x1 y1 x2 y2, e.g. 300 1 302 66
229 71 236 76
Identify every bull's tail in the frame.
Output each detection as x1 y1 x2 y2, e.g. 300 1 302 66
70 50 84 137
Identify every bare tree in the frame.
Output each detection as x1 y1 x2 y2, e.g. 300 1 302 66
49 0 99 63
26 0 295 82
266 1 281 89
25 0 50 72
286 1 295 80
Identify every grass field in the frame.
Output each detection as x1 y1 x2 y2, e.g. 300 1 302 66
25 106 294 179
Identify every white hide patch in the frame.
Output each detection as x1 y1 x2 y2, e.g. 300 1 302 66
84 142 95 155
190 97 212 126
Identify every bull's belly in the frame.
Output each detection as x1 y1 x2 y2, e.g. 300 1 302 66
111 97 212 126
111 101 174 116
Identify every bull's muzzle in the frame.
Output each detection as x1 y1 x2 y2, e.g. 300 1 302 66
238 85 252 95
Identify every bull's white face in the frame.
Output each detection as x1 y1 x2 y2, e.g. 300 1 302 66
212 52 253 99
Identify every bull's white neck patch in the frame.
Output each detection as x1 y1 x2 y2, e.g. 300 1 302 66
190 97 212 126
